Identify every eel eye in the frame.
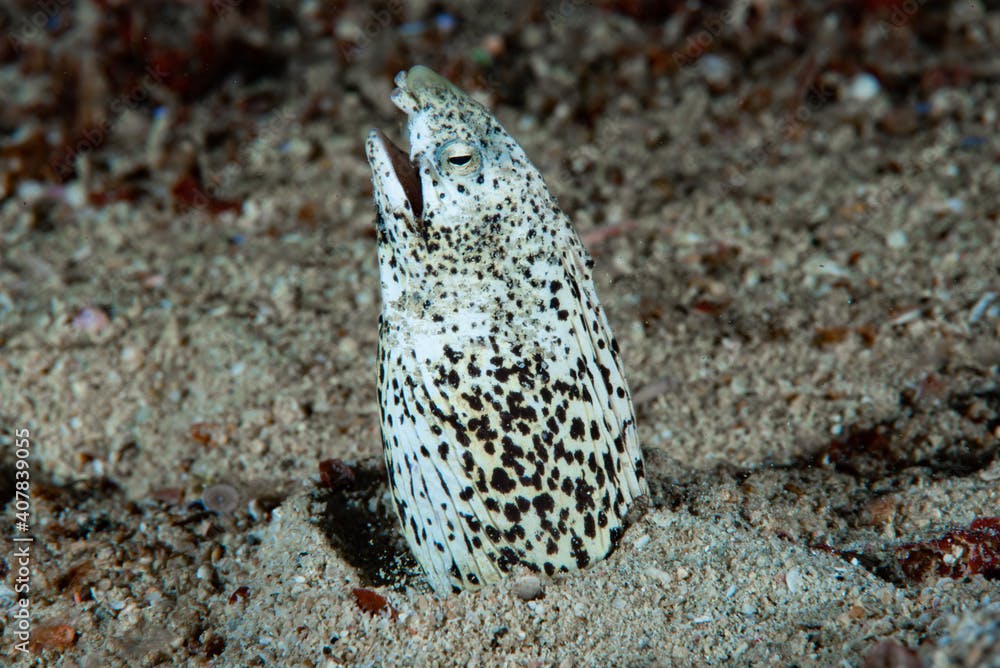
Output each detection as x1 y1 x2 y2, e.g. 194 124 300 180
438 140 480 175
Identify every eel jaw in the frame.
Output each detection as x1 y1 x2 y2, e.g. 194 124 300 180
368 128 423 220
368 66 470 221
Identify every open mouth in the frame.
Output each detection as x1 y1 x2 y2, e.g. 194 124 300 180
372 129 423 219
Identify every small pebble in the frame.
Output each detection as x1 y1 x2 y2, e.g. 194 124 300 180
644 566 672 586
844 73 880 102
16 180 45 201
943 197 964 214
71 306 111 334
786 567 803 594
481 33 505 58
886 230 908 249
969 290 997 324
698 54 733 91
513 575 544 601
434 12 457 33
120 346 140 367
804 256 850 278
140 272 165 289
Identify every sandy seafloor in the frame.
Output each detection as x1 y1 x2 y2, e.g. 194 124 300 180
1 1 999 666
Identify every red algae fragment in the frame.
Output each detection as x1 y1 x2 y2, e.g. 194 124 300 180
171 173 240 215
30 624 76 653
188 422 235 447
351 588 397 620
228 586 251 605
896 517 1000 582
319 458 358 491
